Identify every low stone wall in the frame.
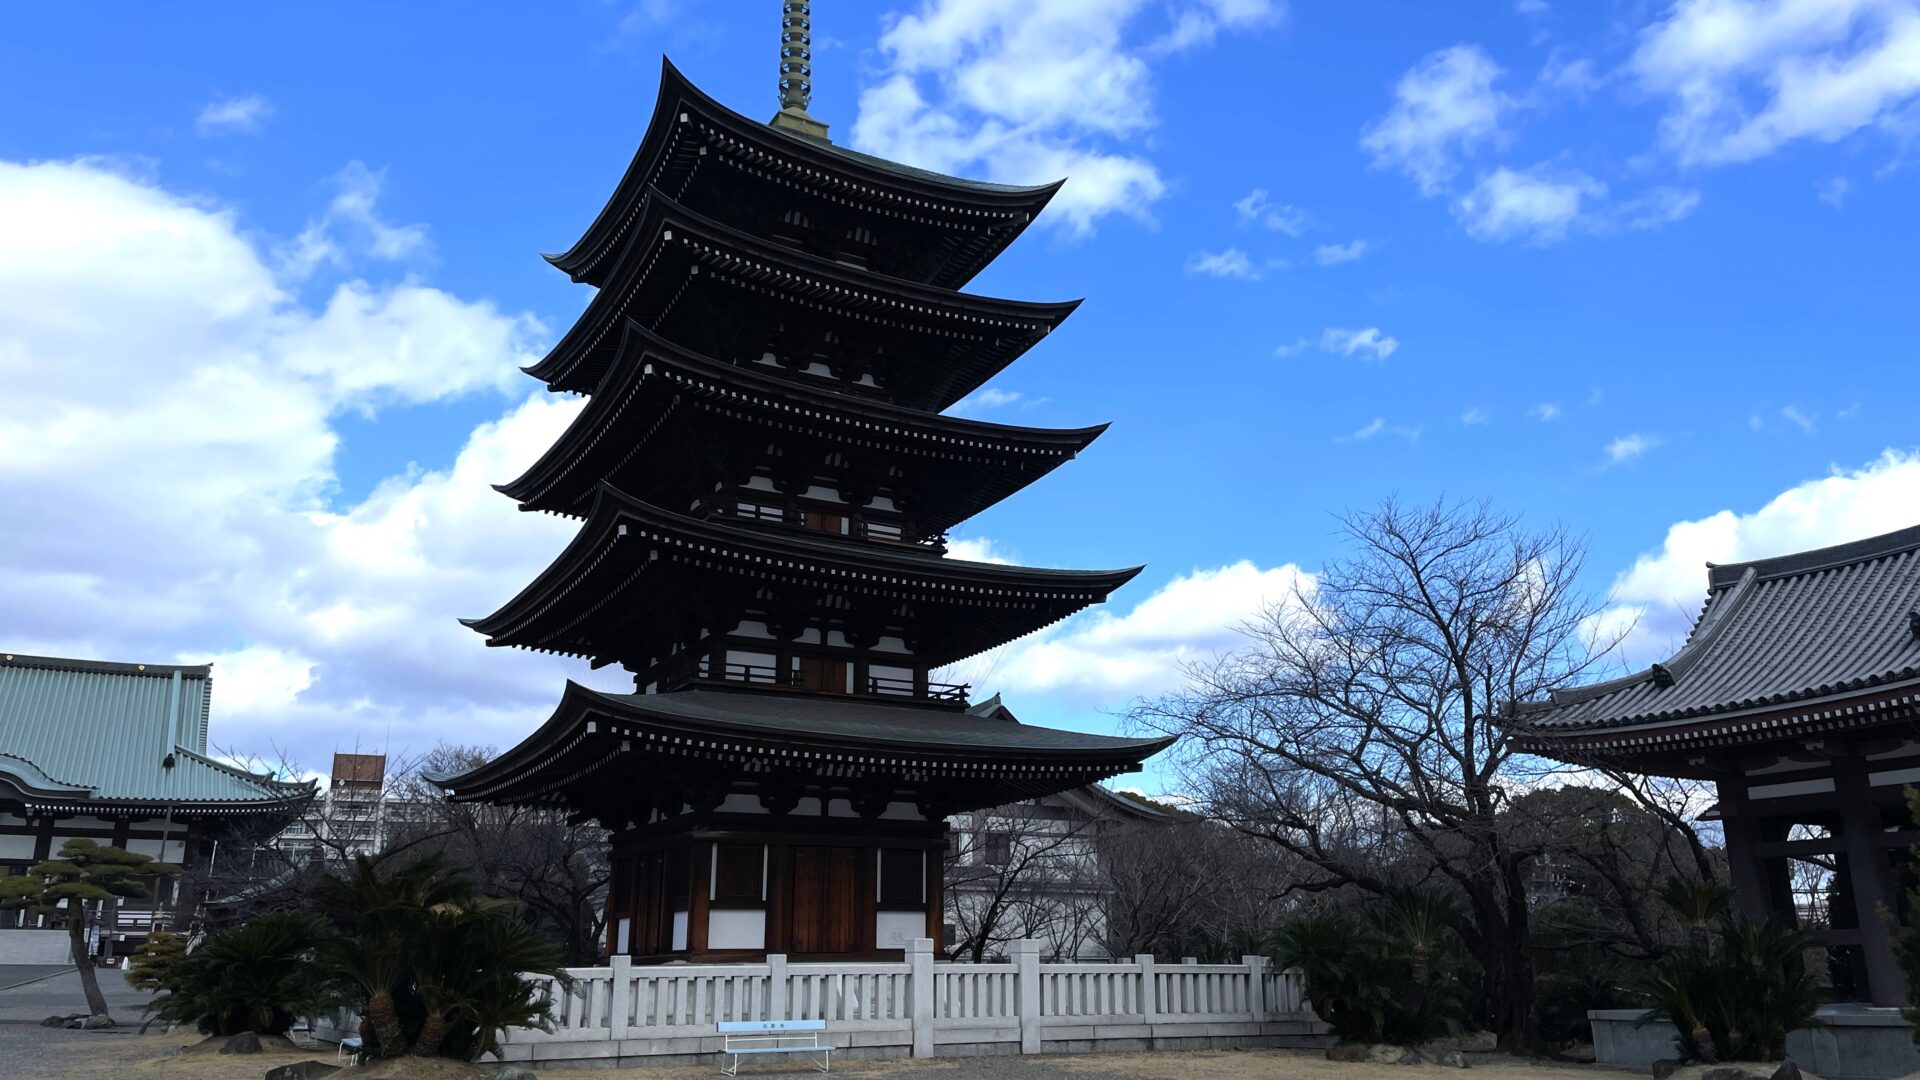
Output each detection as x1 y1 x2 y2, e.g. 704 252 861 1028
0 929 73 965
1590 1006 1920 1080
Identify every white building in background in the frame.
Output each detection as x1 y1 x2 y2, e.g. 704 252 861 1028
273 753 425 863
943 696 1170 961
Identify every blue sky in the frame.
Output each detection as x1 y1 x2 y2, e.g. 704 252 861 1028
2 1 1917 790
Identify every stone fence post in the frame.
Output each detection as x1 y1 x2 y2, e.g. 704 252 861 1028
768 952 788 1020
1134 954 1159 1024
1243 954 1266 1020
909 938 934 1057
1013 938 1041 1054
609 954 632 1040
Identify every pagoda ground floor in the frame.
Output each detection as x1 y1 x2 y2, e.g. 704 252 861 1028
607 810 945 963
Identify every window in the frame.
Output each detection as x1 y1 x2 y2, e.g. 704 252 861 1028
982 832 1012 867
712 844 766 905
878 848 923 907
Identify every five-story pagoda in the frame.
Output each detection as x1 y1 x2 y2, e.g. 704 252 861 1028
436 7 1171 962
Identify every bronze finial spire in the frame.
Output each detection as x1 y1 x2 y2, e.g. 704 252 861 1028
771 0 830 140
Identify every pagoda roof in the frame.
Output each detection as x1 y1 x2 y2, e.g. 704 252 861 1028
1515 522 1920 763
0 652 314 816
547 57 1060 291
499 321 1106 534
463 485 1142 668
430 682 1172 813
523 187 1079 412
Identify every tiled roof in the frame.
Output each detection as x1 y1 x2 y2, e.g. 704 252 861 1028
1517 523 1920 737
0 653 311 809
580 687 1172 757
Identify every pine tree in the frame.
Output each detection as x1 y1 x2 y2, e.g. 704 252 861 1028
0 838 180 1019
125 929 186 993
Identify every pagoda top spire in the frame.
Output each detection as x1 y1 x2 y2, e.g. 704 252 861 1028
771 0 830 141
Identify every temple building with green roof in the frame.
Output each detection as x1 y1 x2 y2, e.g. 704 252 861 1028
0 652 312 961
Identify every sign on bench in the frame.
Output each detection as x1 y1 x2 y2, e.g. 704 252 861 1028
717 1019 834 1076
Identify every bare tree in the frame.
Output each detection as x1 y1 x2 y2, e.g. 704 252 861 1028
390 745 612 965
1131 498 1618 1049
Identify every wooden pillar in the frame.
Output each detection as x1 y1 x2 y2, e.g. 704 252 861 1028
924 838 945 951
688 840 713 957
1834 754 1906 1006
1716 779 1775 924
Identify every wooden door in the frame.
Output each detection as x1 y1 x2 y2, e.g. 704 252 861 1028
801 510 846 535
790 846 858 953
794 656 848 693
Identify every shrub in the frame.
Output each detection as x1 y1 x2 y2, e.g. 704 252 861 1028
1274 889 1474 1045
148 912 340 1036
125 930 186 993
310 855 565 1061
1639 877 1821 1063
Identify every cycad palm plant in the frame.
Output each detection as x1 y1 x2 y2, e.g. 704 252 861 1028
310 855 564 1061
148 912 341 1036
1639 877 1820 1063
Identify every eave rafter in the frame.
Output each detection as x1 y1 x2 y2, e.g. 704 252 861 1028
499 322 1105 529
463 486 1140 666
547 57 1059 291
527 188 1078 411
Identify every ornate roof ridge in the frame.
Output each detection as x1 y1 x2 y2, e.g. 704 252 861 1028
1706 521 1920 589
0 652 211 679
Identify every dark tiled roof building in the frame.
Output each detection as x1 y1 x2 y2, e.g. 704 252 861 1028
1517 524 1920 1005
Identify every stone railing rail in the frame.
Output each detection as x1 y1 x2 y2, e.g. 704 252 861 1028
497 939 1330 1065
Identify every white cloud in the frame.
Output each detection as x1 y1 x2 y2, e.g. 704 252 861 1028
1518 0 1550 13
1233 188 1309 235
1780 404 1818 432
1338 417 1421 443
1820 175 1852 206
1455 165 1606 243
951 386 1046 416
1455 166 1699 244
1617 186 1704 230
1186 247 1262 279
1599 449 1920 663
0 157 618 766
947 536 1017 564
1631 0 1920 166
1604 432 1660 463
197 94 275 136
1462 406 1491 425
1320 326 1400 360
1362 45 1512 195
945 561 1314 705
1533 402 1563 420
1315 238 1373 264
279 162 432 278
853 1 1275 235
1151 0 1286 54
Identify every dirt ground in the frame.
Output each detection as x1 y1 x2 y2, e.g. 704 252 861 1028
14 1033 1642 1080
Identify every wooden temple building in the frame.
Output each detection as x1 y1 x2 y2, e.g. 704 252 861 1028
1517 524 1920 1005
434 14 1172 964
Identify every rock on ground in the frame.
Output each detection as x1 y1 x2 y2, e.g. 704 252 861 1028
265 1062 342 1080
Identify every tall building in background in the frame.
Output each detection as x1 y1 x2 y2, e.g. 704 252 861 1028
436 6 1171 962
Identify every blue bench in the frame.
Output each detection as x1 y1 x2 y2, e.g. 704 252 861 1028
717 1019 834 1075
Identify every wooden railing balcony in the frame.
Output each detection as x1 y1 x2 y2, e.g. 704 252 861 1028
707 502 947 555
676 661 968 704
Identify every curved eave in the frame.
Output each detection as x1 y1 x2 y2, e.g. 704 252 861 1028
499 320 1107 520
546 57 1061 289
527 187 1080 403
435 682 1173 805
463 485 1143 651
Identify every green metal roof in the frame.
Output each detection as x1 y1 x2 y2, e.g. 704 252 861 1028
0 652 311 810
